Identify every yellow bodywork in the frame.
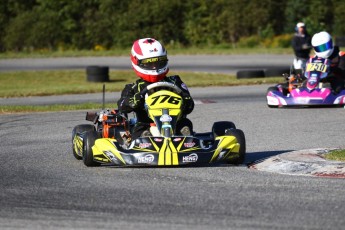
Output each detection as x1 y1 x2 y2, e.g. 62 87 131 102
145 90 182 121
90 135 240 166
87 88 242 166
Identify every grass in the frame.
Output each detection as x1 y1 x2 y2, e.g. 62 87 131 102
0 69 281 113
0 70 281 98
0 46 293 59
324 149 345 162
0 103 115 114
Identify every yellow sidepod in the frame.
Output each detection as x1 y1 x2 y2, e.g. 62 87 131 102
210 135 240 162
92 138 126 164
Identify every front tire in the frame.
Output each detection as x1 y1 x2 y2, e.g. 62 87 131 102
72 124 95 160
83 130 101 167
267 86 281 108
225 129 246 165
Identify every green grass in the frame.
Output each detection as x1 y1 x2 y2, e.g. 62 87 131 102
0 69 282 113
0 102 116 114
0 103 115 114
0 46 293 59
324 149 345 162
0 70 281 98
0 70 135 97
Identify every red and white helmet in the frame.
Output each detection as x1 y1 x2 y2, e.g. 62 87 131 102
130 38 169 82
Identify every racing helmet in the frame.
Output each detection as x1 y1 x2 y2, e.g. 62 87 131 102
311 31 334 59
130 38 169 82
295 22 305 32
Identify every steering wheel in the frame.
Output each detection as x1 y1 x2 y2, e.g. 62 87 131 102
140 82 182 97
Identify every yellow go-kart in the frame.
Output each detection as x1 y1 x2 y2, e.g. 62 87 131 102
72 82 246 167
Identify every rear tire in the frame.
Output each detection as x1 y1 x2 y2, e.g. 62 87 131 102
225 129 246 165
83 130 101 167
264 68 290 78
72 124 95 160
86 66 109 82
236 70 265 79
212 121 236 137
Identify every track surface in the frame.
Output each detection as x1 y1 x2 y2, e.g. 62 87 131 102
0 54 292 74
1 85 345 229
1 56 345 229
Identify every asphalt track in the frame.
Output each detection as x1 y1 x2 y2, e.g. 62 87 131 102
0 54 293 74
1 56 345 229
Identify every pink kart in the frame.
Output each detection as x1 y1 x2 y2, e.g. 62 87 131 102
267 57 345 107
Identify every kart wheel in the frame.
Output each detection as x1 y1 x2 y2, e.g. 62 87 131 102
264 68 290 78
83 130 101 167
212 121 236 137
266 86 280 108
225 129 246 165
267 86 279 93
86 66 109 82
72 124 95 160
236 70 265 79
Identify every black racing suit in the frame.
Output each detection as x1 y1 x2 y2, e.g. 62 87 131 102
292 32 312 60
321 46 345 93
117 75 194 139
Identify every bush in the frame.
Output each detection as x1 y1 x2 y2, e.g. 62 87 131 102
236 34 293 49
237 36 261 48
262 34 293 48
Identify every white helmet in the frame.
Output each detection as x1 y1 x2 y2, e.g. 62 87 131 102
296 22 305 28
130 38 169 83
311 31 334 59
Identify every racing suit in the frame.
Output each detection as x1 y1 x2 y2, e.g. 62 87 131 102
292 32 312 69
319 46 345 93
117 75 194 139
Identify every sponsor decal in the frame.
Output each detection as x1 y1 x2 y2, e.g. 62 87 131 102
139 142 152 148
154 138 163 142
138 154 155 164
182 153 198 163
184 142 196 148
104 150 119 164
295 97 310 104
173 138 182 142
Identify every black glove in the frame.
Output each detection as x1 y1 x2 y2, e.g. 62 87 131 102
181 90 191 99
180 92 194 114
128 93 143 109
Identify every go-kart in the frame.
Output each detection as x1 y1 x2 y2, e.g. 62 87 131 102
267 57 345 107
72 82 246 167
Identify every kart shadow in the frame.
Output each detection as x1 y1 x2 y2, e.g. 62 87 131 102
102 150 293 169
277 105 344 109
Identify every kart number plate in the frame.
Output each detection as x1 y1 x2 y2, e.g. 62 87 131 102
306 63 327 73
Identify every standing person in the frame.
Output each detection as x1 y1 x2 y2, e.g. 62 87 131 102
117 38 194 139
292 22 312 70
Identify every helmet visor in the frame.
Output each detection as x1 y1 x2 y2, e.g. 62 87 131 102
314 40 333 53
138 56 168 70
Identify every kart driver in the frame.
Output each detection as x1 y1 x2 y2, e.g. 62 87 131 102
292 22 312 70
310 31 345 93
117 38 194 139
